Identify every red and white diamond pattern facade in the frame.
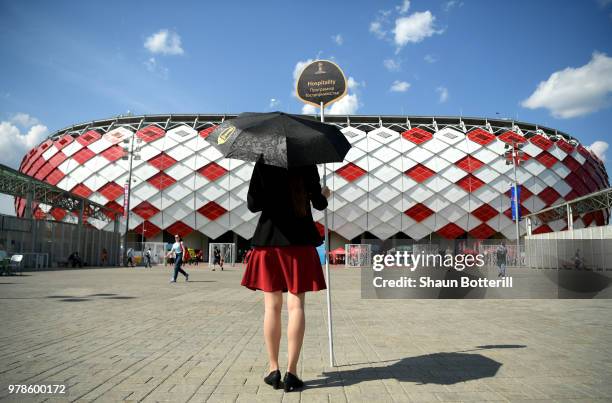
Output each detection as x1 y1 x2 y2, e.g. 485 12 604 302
16 116 610 241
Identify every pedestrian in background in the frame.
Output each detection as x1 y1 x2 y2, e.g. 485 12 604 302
126 248 135 268
496 242 508 277
170 235 189 283
144 247 152 268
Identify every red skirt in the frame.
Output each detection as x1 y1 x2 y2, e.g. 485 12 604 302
241 246 327 294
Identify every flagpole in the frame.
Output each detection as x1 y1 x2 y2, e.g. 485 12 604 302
321 101 335 368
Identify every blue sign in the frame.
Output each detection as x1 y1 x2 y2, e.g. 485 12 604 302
510 185 521 221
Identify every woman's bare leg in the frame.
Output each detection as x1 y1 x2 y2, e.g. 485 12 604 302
264 291 283 372
286 292 305 374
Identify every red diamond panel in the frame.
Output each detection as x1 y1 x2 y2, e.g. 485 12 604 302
455 155 484 173
39 139 54 152
148 172 176 190
132 201 160 219
469 223 496 239
562 155 581 172
77 130 101 146
45 169 65 186
198 162 228 181
34 163 54 181
33 208 46 220
27 158 45 176
404 203 434 222
147 152 177 170
71 183 93 198
577 145 590 159
535 151 558 168
538 187 561 207
437 223 465 239
503 205 531 220
73 147 96 164
104 201 124 219
532 225 552 235
197 201 227 220
498 131 526 144
456 174 485 192
98 182 124 201
55 134 74 150
471 204 499 222
582 212 594 227
166 221 194 238
101 145 126 162
529 135 553 150
401 127 433 144
555 139 574 154
336 163 366 182
133 221 162 238
467 128 495 146
48 151 67 168
50 208 67 221
405 164 435 183
136 125 165 142
199 125 218 138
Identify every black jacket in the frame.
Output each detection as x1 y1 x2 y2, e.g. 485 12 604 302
247 161 327 246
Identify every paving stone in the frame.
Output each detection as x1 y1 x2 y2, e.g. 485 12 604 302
0 265 610 402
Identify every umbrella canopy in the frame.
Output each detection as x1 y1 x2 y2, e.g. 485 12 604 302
205 112 351 168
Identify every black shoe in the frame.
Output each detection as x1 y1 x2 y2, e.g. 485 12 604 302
283 372 304 392
264 369 282 390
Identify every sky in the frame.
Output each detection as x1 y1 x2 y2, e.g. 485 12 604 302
1 0 611 214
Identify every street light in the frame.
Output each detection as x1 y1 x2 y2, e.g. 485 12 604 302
504 140 525 264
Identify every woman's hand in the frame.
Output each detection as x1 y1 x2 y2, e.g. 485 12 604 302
321 186 331 199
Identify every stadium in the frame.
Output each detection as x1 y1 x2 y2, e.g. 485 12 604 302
15 114 610 256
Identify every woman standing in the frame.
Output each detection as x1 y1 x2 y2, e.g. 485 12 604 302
241 159 330 392
170 235 189 283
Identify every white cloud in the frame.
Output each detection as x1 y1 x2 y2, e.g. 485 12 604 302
369 21 387 39
383 58 401 71
396 0 410 14
437 86 449 103
390 80 411 92
0 118 48 169
11 113 39 127
521 52 612 118
424 54 437 63
443 0 463 12
144 57 169 79
393 11 441 50
269 98 281 109
144 29 184 55
332 34 343 45
588 140 608 163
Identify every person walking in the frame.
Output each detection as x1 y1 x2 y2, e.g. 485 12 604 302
241 158 330 392
212 246 223 271
170 235 189 283
144 247 152 268
496 242 508 277
126 248 135 268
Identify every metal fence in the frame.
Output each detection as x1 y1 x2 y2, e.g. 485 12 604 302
0 214 121 269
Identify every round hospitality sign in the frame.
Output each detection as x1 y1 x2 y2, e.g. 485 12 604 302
296 60 348 108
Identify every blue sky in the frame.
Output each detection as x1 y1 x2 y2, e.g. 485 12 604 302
1 0 611 176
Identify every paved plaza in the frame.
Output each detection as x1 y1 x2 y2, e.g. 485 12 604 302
0 265 611 402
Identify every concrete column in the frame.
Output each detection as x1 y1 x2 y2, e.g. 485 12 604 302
567 204 573 231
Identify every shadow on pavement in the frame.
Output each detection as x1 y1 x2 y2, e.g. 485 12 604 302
310 345 526 387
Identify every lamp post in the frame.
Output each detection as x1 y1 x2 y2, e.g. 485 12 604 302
121 119 144 266
504 140 525 264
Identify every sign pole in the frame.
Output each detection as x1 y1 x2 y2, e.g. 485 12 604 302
321 101 335 368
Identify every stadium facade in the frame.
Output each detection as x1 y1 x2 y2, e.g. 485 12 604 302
16 114 610 251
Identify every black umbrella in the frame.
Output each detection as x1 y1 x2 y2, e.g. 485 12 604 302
205 112 351 168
